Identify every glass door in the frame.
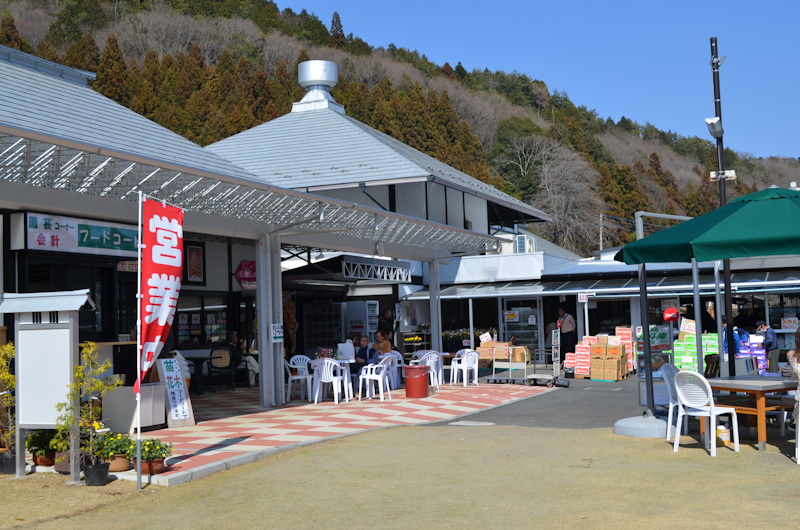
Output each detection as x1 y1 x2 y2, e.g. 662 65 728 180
503 299 540 352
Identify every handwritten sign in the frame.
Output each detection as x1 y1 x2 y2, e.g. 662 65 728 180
160 359 190 421
479 332 492 344
504 311 519 323
781 317 799 331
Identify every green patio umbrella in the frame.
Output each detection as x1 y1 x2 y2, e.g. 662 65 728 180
614 188 800 264
613 188 800 412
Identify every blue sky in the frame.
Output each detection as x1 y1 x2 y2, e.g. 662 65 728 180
282 0 799 159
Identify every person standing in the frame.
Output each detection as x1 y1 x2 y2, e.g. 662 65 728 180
722 316 740 357
756 321 779 372
557 307 576 355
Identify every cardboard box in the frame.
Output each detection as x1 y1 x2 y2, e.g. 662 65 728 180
596 335 609 344
510 346 530 362
591 356 605 372
616 327 633 341
477 347 493 359
493 346 509 360
591 366 604 379
576 354 591 363
590 344 607 357
575 367 590 375
564 353 577 361
576 343 591 355
583 336 598 344
602 370 619 381
606 344 624 357
477 359 492 369
604 358 621 371
563 360 576 368
607 336 621 345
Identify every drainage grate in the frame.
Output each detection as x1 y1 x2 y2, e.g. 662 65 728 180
583 387 622 392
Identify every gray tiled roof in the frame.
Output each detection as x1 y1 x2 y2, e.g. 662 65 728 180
0 47 260 185
205 108 552 222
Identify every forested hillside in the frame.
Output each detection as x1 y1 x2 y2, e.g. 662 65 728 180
2 0 799 255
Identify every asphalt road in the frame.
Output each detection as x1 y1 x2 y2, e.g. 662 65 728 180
430 373 645 429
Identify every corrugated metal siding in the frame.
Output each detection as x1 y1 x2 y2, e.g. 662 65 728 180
0 59 258 184
206 108 551 221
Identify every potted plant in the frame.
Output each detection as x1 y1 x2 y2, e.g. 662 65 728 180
53 342 121 486
25 429 57 466
94 432 132 472
127 438 172 475
49 433 72 474
0 342 15 475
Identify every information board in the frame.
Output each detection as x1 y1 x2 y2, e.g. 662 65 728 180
26 212 138 257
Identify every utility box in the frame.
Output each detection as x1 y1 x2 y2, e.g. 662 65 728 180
0 289 94 479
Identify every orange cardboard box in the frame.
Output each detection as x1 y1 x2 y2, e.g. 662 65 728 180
576 353 591 362
583 336 598 344
576 343 591 355
596 335 609 345
602 370 619 381
604 358 621 371
606 345 624 357
575 360 590 369
621 341 633 354
590 344 607 357
477 359 492 369
564 353 577 361
510 347 530 362
575 367 590 375
616 327 633 341
563 360 576 368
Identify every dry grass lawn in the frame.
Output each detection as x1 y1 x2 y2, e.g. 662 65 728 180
1 425 798 529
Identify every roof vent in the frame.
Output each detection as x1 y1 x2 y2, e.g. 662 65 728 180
292 60 345 114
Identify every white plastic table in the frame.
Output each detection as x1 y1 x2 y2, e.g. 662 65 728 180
312 359 354 403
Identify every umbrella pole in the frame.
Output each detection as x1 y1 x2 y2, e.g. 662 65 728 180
691 259 704 375
714 262 724 366
639 263 655 416
723 260 736 376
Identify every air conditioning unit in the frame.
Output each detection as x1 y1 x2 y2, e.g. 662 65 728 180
514 235 537 254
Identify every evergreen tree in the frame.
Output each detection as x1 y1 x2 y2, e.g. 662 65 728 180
597 163 624 219
454 62 468 81
64 34 100 72
44 3 82 47
344 33 372 56
441 62 455 80
328 12 345 50
36 41 60 63
94 34 128 105
614 164 650 219
1 16 33 53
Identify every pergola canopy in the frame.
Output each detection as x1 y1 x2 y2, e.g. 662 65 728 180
0 46 501 256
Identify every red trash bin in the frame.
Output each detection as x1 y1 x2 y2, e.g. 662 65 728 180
403 365 430 398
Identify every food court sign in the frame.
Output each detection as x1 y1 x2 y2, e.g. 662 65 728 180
25 213 138 257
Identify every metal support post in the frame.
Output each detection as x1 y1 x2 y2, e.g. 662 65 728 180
468 298 474 350
428 261 440 352
270 234 284 406
639 264 655 416
691 259 704 374
256 235 273 408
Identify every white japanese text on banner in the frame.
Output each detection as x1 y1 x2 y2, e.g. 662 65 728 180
137 198 184 393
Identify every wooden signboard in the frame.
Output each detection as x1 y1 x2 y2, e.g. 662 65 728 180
153 359 195 429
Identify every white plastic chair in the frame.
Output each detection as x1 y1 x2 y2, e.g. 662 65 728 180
459 350 480 387
312 359 346 404
390 350 405 389
449 349 468 385
418 352 441 389
358 356 393 401
673 371 739 456
287 355 313 401
661 363 688 441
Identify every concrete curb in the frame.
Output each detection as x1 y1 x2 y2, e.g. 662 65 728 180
32 385 560 487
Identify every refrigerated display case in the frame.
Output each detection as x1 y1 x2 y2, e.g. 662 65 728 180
346 300 379 342
303 302 345 350
502 300 540 355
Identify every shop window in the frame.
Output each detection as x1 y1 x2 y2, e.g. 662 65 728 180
769 294 800 331
176 295 202 345
204 296 229 343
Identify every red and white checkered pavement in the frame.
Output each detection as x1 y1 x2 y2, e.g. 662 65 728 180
133 382 555 483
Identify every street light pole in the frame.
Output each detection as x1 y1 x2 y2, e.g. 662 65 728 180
710 36 737 376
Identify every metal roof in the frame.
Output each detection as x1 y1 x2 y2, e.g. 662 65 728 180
0 48 501 254
0 289 95 313
205 108 553 222
402 271 800 301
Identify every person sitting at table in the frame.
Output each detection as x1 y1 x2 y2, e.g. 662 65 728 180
354 335 379 375
228 331 258 387
372 330 392 355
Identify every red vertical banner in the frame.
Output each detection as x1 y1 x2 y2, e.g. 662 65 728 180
137 198 184 392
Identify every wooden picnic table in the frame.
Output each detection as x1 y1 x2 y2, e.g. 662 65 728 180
708 376 798 451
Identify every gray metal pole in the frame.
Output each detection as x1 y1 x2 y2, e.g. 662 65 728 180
256 235 272 408
710 37 736 376
599 213 603 251
639 263 655 416
428 261 440 351
691 259 704 374
714 261 724 357
468 298 474 350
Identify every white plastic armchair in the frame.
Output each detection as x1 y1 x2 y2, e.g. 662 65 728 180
673 371 739 456
390 350 405 388
312 358 346 404
287 355 313 401
359 356 393 401
460 350 480 387
661 363 688 441
418 352 441 389
449 349 468 386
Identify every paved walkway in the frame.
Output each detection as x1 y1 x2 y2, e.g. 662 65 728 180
121 381 555 485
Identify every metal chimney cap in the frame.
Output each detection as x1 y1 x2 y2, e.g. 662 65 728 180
298 60 338 89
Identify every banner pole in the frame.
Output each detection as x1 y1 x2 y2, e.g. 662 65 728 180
136 191 143 491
